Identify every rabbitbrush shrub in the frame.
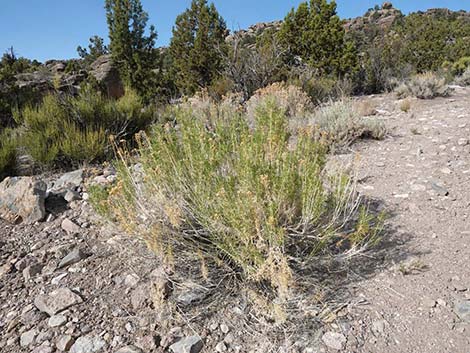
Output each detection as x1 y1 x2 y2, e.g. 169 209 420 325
0 128 18 180
395 72 451 99
93 96 382 297
17 87 155 166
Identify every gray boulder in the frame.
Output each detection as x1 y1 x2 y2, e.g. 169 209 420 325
0 177 47 224
90 55 124 99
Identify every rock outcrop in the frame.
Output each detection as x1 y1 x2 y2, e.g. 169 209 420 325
90 54 125 99
0 176 47 224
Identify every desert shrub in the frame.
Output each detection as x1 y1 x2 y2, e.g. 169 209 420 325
17 88 155 166
246 83 313 122
0 128 18 179
455 68 470 86
395 72 451 99
92 96 383 298
287 65 353 104
303 100 386 150
451 57 470 76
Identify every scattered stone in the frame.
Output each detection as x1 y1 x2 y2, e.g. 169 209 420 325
215 342 227 352
116 345 144 353
371 320 387 336
394 193 409 199
223 333 235 344
431 182 449 196
23 263 44 281
220 324 230 334
58 247 87 268
0 177 47 224
64 190 81 203
169 336 203 353
321 332 346 351
124 273 140 288
0 262 12 278
136 335 159 351
70 335 106 353
51 273 68 285
457 138 469 146
176 284 208 305
440 167 452 175
437 298 447 307
61 218 81 234
130 284 151 310
48 314 67 327
20 329 38 347
32 344 53 353
34 288 83 316
423 298 437 308
36 330 53 344
51 169 84 194
454 300 470 323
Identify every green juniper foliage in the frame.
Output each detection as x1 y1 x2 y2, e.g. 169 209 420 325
169 0 228 96
77 35 110 67
105 0 160 100
278 0 358 78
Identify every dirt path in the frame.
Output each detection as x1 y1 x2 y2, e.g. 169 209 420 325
342 87 470 353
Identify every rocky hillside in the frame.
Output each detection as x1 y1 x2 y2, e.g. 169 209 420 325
1 85 469 353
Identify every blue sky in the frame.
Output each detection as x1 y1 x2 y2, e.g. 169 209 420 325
1 0 469 62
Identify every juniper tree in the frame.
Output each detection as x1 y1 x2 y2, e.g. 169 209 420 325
77 35 109 66
278 0 358 77
105 0 159 99
169 0 227 95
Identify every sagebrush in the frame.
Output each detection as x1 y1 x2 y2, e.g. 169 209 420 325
395 72 451 99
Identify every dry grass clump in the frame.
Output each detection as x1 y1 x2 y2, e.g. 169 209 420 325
91 95 383 300
395 72 451 99
356 100 377 117
399 98 412 112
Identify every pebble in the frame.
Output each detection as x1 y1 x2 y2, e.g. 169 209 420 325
423 298 437 308
115 345 143 353
215 342 227 352
69 335 106 353
322 332 346 351
56 335 74 351
220 323 230 334
58 247 87 268
20 329 38 347
61 218 81 234
454 300 470 323
34 288 83 316
48 314 67 328
169 336 203 353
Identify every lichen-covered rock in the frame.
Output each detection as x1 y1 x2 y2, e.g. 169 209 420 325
0 177 46 224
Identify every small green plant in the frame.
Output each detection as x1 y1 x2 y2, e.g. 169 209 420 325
0 128 18 180
17 87 155 167
451 57 470 76
395 72 451 99
95 96 383 299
